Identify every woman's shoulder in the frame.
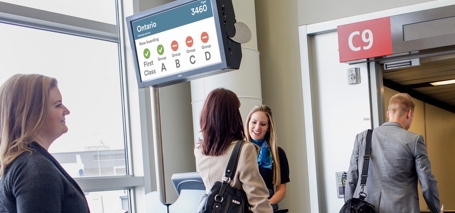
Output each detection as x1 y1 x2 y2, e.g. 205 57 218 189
277 146 290 168
237 141 260 164
277 146 288 156
4 150 55 178
240 141 257 152
10 149 42 165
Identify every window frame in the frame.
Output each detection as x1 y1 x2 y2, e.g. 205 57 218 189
0 1 150 212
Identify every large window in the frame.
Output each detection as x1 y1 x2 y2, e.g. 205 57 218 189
0 23 126 177
0 1 144 212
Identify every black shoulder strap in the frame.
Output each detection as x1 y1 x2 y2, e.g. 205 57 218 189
224 140 245 180
215 141 245 210
360 129 373 186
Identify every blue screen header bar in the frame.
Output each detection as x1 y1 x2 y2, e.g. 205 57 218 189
131 0 213 40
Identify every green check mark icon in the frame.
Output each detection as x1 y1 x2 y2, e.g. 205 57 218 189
143 48 151 59
157 44 164 56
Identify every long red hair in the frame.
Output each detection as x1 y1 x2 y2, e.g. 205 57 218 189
199 88 244 156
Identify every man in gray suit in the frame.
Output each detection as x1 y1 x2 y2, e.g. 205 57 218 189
345 93 442 213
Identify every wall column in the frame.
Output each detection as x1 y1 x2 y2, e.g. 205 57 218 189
191 0 262 143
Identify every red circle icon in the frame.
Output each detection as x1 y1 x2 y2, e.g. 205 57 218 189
171 40 179 51
201 32 209 43
186 36 194 47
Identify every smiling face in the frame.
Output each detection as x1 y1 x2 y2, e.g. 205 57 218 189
248 111 269 141
36 86 70 148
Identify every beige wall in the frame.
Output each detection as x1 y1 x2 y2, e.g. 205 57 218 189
384 87 454 211
255 0 310 212
424 104 455 210
297 0 432 25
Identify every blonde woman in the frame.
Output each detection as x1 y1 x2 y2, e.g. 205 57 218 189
245 105 290 209
0 74 90 213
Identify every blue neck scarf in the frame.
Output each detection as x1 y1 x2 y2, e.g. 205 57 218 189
251 139 273 170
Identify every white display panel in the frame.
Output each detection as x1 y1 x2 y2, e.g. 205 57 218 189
134 17 222 83
127 0 240 88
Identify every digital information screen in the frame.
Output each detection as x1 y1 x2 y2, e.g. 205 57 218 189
130 0 222 85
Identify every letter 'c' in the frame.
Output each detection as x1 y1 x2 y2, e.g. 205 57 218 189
348 31 360 51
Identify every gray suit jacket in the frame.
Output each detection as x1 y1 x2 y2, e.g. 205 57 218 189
345 122 440 213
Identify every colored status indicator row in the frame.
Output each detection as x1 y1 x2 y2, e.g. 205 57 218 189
143 31 211 59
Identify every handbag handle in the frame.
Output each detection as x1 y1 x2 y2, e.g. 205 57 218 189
216 140 244 201
359 129 373 199
224 140 245 180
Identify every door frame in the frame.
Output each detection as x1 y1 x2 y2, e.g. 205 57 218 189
298 1 455 212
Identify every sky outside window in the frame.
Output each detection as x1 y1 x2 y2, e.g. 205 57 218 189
0 23 124 154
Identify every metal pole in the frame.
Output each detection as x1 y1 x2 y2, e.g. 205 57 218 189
150 86 167 204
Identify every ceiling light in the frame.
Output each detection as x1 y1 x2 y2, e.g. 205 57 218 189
430 79 455 86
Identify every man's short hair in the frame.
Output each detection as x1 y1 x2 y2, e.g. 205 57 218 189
388 93 415 116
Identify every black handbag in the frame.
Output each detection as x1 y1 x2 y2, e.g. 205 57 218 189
197 140 252 213
340 198 375 213
340 129 376 213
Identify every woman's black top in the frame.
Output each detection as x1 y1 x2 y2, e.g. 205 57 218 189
258 146 290 191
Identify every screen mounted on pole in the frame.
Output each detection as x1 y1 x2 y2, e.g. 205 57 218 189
126 0 242 88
